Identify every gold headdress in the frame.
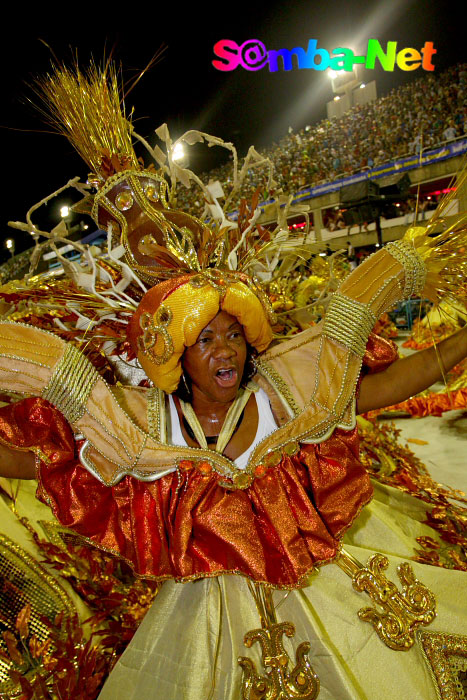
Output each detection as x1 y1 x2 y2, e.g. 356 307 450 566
30 60 287 390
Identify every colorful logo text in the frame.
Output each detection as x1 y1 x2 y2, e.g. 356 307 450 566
212 39 436 73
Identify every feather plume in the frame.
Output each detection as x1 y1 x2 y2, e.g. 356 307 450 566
31 60 139 180
403 163 467 306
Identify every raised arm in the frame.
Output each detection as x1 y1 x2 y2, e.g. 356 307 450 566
357 325 467 414
0 441 36 479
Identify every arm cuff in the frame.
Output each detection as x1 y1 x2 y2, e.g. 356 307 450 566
42 344 99 423
322 293 377 357
385 239 426 298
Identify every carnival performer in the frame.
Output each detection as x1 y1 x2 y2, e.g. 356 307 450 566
0 62 467 699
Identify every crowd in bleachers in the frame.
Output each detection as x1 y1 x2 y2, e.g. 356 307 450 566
174 63 467 217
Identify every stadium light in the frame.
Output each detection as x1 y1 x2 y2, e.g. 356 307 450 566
172 143 185 161
4 238 15 257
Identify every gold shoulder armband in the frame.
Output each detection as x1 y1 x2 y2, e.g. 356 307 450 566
322 293 377 358
42 344 99 424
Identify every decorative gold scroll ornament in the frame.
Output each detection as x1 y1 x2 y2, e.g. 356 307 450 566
238 583 320 700
137 305 174 365
337 549 436 651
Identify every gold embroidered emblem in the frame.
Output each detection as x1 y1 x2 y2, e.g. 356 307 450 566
338 549 436 651
137 305 174 365
239 583 320 699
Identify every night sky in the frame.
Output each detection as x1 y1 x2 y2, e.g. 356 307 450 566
2 0 465 256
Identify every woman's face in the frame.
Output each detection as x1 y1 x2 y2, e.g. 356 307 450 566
182 310 247 404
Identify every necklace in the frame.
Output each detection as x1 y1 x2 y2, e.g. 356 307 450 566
183 409 245 444
179 383 256 454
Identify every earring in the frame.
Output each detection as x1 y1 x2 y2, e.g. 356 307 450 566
182 372 190 394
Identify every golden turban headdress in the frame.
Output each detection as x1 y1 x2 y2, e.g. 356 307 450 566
127 271 273 392
32 60 277 392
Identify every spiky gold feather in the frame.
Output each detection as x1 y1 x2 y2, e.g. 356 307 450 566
32 60 139 180
403 163 467 306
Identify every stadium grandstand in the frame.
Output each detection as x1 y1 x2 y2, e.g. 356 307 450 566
173 62 467 257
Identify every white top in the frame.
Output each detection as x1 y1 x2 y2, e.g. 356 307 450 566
168 388 278 469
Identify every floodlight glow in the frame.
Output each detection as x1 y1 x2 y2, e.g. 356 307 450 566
60 205 70 218
172 143 185 161
5 239 13 249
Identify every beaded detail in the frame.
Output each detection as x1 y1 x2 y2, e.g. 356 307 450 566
418 630 467 700
322 293 377 358
42 344 99 423
386 239 426 298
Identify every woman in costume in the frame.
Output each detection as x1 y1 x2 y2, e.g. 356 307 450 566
1 62 467 699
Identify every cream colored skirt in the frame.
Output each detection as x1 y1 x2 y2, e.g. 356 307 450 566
98 482 467 700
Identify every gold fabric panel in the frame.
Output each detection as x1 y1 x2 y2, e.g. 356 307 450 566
97 540 467 700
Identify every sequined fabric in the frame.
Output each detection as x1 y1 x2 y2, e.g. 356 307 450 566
0 397 75 466
0 337 395 589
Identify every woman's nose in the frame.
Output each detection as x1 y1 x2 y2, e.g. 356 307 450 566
213 338 235 357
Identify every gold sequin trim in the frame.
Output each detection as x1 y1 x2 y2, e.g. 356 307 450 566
0 535 75 696
91 169 169 222
147 387 164 441
42 344 99 424
418 630 467 700
128 171 169 212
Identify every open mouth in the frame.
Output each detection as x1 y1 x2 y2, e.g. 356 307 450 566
215 368 238 387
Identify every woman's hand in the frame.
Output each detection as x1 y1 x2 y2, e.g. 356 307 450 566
0 442 36 479
358 326 467 414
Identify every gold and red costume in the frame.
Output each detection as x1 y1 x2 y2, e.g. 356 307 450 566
1 62 467 699
0 333 396 588
0 235 420 589
0 251 466 700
